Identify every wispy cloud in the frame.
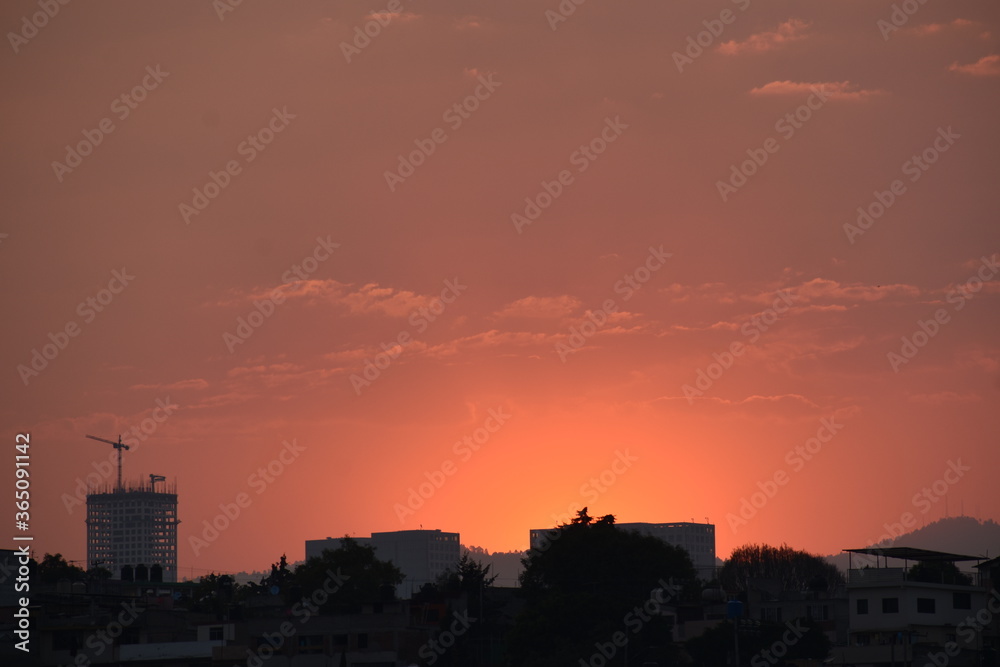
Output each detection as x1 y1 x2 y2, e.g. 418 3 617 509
129 378 209 391
718 19 811 55
749 80 884 100
907 18 974 36
213 279 437 317
495 295 581 319
908 391 982 405
949 54 1000 76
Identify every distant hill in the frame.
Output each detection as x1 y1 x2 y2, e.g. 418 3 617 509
825 516 1000 573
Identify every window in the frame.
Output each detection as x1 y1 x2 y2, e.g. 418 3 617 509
953 592 971 609
882 597 899 613
357 632 369 649
857 599 869 615
917 598 936 614
806 604 829 621
209 626 224 641
297 635 323 655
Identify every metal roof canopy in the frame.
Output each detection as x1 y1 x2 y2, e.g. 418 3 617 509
974 556 1000 569
845 546 983 564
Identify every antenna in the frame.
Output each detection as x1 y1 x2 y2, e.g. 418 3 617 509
149 474 166 492
85 434 130 492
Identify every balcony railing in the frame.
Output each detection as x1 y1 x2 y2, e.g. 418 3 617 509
848 567 981 587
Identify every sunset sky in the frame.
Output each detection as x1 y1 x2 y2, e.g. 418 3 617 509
2 0 998 579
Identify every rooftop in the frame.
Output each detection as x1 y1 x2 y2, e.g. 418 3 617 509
843 546 983 563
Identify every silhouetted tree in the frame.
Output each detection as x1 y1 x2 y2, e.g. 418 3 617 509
719 543 844 594
509 509 698 666
188 573 241 616
37 553 86 584
259 553 294 592
427 554 502 667
293 536 403 613
908 560 973 586
437 553 498 597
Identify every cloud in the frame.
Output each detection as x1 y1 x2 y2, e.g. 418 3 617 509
717 19 811 55
217 280 438 318
668 279 917 312
908 18 974 36
340 283 432 317
129 378 209 391
779 278 920 304
652 393 823 415
749 80 883 100
455 16 483 30
364 11 419 23
908 391 982 405
423 330 559 358
949 54 1000 76
495 295 581 319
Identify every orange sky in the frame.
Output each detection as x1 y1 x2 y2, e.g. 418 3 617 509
2 0 998 579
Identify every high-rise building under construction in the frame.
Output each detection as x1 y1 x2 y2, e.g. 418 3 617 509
86 477 179 582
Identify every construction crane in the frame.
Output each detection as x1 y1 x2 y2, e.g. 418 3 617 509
85 434 129 492
149 474 166 491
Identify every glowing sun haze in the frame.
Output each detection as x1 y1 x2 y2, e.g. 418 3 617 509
1 0 998 578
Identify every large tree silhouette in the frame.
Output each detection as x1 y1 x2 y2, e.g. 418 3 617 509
36 553 85 584
719 543 844 594
509 509 698 666
293 536 403 613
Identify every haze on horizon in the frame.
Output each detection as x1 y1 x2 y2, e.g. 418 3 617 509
1 0 998 578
